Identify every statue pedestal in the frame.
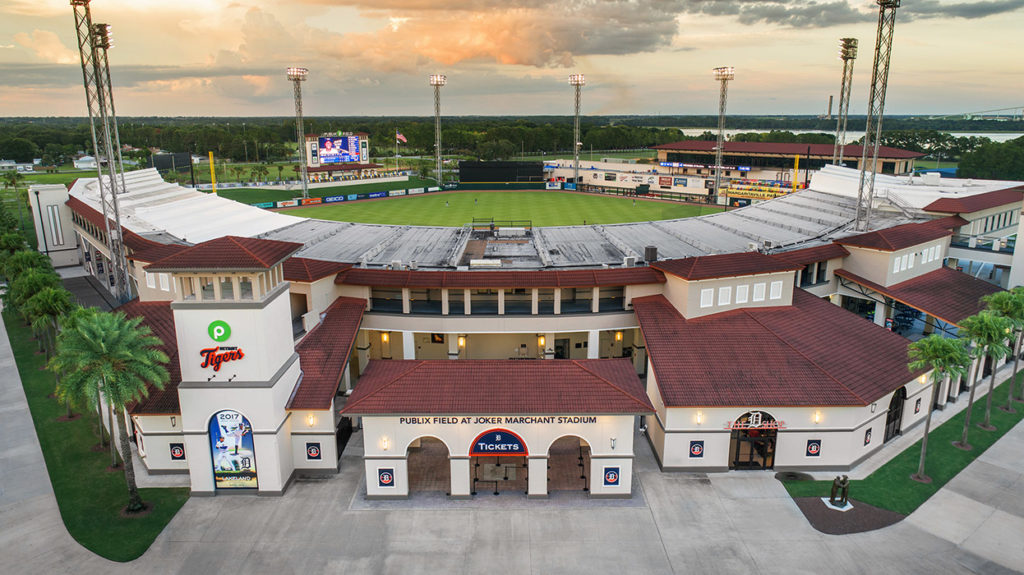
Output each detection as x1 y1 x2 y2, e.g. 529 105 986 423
821 497 854 512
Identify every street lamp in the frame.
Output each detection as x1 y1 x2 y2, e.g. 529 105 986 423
429 74 447 185
286 66 310 199
569 73 585 188
711 66 735 205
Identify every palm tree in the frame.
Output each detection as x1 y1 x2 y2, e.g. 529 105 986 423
6 268 60 322
51 311 170 513
276 164 284 181
983 288 1024 413
2 249 52 280
24 287 73 360
956 311 1011 449
3 170 27 230
908 334 970 482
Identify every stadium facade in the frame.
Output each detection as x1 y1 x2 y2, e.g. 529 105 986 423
26 165 1024 498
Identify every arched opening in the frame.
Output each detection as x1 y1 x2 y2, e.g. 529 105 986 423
547 435 590 492
729 411 777 470
470 429 528 496
406 437 451 494
884 387 907 442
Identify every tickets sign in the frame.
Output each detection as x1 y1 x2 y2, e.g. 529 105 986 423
469 429 528 456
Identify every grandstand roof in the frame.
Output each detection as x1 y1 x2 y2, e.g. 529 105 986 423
651 141 925 160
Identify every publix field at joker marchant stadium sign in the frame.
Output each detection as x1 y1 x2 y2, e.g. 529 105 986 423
200 320 245 371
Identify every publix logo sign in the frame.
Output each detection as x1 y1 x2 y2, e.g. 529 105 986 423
200 320 244 372
208 320 231 342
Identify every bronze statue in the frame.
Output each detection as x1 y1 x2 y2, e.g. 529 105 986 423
829 475 841 505
838 475 850 506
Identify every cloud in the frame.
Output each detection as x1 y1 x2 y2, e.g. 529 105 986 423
904 0 1024 19
13 29 78 64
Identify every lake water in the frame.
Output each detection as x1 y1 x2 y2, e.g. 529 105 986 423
677 129 1023 144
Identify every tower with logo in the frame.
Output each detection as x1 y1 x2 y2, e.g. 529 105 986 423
144 236 303 495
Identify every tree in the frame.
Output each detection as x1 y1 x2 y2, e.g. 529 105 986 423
908 335 970 482
5 267 60 317
0 137 39 163
2 248 51 280
24 287 73 360
51 311 170 513
276 164 284 181
958 137 1024 180
982 288 1024 412
956 311 1012 449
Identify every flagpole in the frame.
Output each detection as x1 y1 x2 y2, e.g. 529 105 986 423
395 128 398 173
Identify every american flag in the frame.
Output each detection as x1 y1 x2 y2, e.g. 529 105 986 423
396 132 407 143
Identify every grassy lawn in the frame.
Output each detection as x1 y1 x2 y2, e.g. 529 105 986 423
5 311 189 561
782 374 1024 516
288 190 722 227
0 187 38 249
22 171 96 186
914 159 959 170
215 176 436 205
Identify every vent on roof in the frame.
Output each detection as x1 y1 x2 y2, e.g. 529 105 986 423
390 260 403 270
409 260 418 270
644 246 658 262
623 256 636 267
747 242 759 252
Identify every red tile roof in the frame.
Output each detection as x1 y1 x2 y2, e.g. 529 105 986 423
923 186 1024 214
651 252 802 281
927 215 970 230
770 243 850 266
335 267 665 289
118 300 182 416
834 267 1001 326
144 236 302 272
283 257 352 283
633 291 926 408
287 297 366 410
128 242 189 263
835 221 952 252
341 359 654 415
651 141 925 160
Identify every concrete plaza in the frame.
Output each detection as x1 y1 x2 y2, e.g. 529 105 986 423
2 309 1023 573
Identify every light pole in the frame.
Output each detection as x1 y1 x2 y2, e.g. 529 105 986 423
569 73 585 188
429 74 446 185
833 38 859 166
712 66 735 205
287 66 310 199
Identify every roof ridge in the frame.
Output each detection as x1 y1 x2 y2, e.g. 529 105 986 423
740 304 868 404
570 360 652 411
341 361 424 412
229 236 268 266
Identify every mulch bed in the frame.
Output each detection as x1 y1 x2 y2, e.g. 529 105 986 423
794 497 905 535
119 502 153 519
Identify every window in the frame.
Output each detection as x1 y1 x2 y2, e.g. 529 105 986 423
769 281 783 300
219 277 234 300
908 253 914 269
753 283 766 302
700 288 714 308
735 285 749 304
899 254 908 272
718 286 732 306
929 245 936 262
199 277 215 300
239 277 253 300
893 258 900 274
46 205 64 246
181 277 196 300
145 271 156 289
159 273 169 291
815 260 827 284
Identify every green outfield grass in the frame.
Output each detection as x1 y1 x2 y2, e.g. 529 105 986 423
22 171 96 186
215 177 435 205
287 191 722 227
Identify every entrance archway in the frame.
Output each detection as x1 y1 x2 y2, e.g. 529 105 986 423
547 436 590 492
729 411 777 470
884 387 907 442
470 429 528 495
406 437 451 494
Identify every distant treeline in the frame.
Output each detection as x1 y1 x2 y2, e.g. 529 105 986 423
0 116 1021 166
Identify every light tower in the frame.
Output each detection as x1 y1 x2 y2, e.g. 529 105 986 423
286 67 310 200
568 73 585 187
429 74 446 185
711 66 735 205
71 0 130 302
854 0 901 231
832 38 859 166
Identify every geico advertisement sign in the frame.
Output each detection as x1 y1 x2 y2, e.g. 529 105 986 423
198 320 246 373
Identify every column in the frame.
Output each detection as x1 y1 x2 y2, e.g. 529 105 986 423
448 334 460 360
441 289 449 316
531 288 539 315
591 287 600 313
356 330 370 374
449 457 471 499
402 288 411 314
623 285 631 310
554 289 562 315
587 330 600 359
544 332 555 359
923 315 935 335
874 300 887 327
402 331 415 360
498 289 505 315
632 329 646 374
528 456 548 499
464 289 472 315
340 367 352 393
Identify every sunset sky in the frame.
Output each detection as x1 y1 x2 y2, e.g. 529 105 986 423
2 0 1022 117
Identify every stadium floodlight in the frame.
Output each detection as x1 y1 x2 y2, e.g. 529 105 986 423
569 74 585 187
711 67 735 205
287 66 310 199
832 38 859 166
430 74 446 184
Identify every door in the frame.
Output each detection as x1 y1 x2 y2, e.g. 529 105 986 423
554 338 570 359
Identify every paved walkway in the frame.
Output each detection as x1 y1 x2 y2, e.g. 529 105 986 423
2 310 1023 573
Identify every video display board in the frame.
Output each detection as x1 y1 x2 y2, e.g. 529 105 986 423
318 136 361 164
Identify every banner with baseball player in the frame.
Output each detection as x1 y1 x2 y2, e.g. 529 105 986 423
209 410 258 489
